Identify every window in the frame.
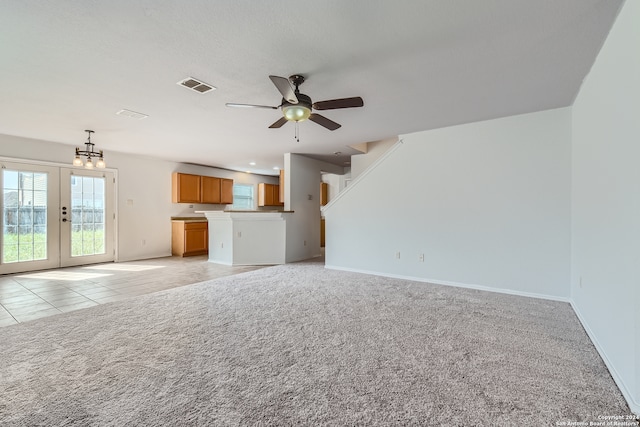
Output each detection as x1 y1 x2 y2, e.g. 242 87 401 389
231 184 254 210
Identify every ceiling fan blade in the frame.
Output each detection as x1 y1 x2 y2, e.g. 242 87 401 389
269 75 298 104
312 97 364 110
269 116 288 129
226 103 278 110
309 113 341 131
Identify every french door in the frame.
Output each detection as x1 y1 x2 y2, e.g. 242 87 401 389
0 161 115 274
59 168 115 267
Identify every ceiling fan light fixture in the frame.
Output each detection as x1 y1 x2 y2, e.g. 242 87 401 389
283 104 311 122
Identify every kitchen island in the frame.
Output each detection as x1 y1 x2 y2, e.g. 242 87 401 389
197 210 293 265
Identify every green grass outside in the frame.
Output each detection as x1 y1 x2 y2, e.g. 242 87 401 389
2 231 105 263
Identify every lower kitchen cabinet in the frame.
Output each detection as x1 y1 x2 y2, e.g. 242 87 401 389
171 220 208 256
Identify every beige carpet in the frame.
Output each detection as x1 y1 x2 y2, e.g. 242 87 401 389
0 261 632 425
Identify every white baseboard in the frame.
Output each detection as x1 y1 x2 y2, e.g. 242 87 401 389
324 264 570 303
116 251 172 263
571 302 640 415
207 259 233 266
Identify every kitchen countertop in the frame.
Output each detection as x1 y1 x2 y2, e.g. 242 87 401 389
171 216 207 221
222 210 294 213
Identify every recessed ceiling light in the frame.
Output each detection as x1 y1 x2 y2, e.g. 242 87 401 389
249 162 256 166
177 77 216 94
245 171 251 174
273 166 280 170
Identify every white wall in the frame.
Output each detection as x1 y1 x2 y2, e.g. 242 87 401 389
571 0 639 413
324 107 572 300
350 137 398 180
284 153 343 262
0 133 277 262
321 171 350 210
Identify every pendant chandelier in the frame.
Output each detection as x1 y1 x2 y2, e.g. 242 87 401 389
72 130 106 169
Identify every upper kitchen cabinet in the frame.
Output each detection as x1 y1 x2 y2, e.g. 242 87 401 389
201 176 221 203
172 173 201 203
220 178 233 204
258 183 283 207
172 172 233 204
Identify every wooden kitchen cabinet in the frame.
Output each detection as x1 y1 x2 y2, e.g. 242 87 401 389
172 173 201 203
320 182 328 206
202 176 233 204
172 220 208 256
220 178 234 204
279 170 285 204
201 176 222 203
172 172 234 204
258 183 283 207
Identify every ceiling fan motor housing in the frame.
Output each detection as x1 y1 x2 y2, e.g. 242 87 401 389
289 74 306 88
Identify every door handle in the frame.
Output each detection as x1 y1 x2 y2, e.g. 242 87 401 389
62 218 70 223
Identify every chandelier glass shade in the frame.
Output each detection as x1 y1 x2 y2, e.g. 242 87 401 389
73 130 105 169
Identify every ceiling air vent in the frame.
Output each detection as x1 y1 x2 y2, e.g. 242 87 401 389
177 77 216 94
116 109 149 120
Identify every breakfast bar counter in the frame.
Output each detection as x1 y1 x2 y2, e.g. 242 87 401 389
196 210 293 266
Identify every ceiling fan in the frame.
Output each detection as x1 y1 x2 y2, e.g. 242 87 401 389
226 74 364 133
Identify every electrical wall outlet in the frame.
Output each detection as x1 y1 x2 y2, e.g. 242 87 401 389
395 251 401 259
419 253 424 262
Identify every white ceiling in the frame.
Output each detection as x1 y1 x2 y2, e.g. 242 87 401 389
0 1 622 175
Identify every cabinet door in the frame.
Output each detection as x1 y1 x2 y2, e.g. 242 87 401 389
184 222 208 255
172 173 201 203
258 183 283 207
273 185 284 206
267 184 277 206
220 179 234 204
201 176 221 204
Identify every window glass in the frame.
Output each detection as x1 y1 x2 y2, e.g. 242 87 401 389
231 184 254 210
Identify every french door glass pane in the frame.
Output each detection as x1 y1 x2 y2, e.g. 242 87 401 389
71 175 106 257
2 170 48 263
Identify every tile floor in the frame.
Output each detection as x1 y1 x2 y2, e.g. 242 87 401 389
0 256 265 327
